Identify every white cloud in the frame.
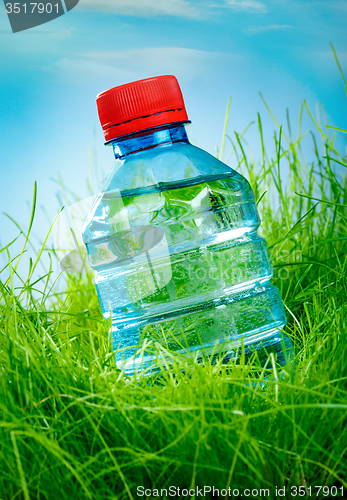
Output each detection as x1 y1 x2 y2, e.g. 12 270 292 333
54 47 234 83
226 0 268 13
334 0 347 9
52 29 72 39
306 49 347 68
245 24 293 34
79 0 201 18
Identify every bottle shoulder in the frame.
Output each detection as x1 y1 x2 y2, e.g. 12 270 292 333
82 142 257 244
102 141 251 195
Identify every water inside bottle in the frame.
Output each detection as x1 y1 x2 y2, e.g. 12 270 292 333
84 171 290 374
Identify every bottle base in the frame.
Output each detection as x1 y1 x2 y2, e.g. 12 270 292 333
114 326 294 377
209 328 294 367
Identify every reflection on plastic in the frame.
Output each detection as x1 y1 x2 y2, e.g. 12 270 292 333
106 226 165 264
95 226 172 307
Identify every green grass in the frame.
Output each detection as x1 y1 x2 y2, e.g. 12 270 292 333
1 50 347 498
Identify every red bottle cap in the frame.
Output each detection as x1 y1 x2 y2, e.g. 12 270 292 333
96 75 189 143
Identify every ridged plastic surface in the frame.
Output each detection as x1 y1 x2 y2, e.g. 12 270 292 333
83 132 291 375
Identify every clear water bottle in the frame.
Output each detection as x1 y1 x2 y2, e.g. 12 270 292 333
82 75 293 375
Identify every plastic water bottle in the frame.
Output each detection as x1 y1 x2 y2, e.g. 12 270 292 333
82 75 293 375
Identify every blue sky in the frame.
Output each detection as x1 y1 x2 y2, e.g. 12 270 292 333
0 0 347 257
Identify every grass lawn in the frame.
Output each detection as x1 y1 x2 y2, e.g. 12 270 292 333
1 51 347 499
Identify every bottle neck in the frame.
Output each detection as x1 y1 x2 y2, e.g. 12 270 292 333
111 124 189 159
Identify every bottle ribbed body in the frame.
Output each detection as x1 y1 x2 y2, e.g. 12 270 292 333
83 129 291 374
